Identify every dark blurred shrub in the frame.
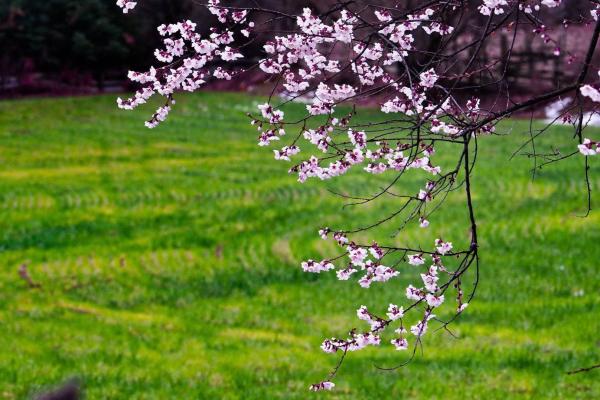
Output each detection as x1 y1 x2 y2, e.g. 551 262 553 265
0 0 133 90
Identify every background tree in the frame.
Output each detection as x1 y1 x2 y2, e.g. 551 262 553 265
0 0 130 90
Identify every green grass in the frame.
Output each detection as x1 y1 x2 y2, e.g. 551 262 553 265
0 92 599 399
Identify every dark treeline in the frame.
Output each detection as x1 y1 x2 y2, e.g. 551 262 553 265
0 0 592 97
0 0 202 95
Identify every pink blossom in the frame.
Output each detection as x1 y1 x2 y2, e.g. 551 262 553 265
116 0 137 13
391 337 408 350
406 285 425 301
581 85 600 102
578 139 598 156
387 304 404 321
435 239 453 255
419 68 438 88
408 254 425 266
348 244 368 267
426 294 445 308
309 381 335 391
336 267 357 281
369 243 384 259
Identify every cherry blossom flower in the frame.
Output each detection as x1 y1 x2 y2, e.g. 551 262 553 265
426 293 445 308
318 227 330 240
348 130 367 149
348 244 368 267
321 339 338 354
391 337 409 351
274 145 300 161
116 0 137 13
301 259 334 273
375 10 392 23
220 47 243 61
357 305 372 322
410 312 436 337
336 267 357 281
581 85 600 102
371 264 400 283
578 138 599 156
369 243 384 259
419 68 438 88
333 232 348 246
435 239 453 255
387 304 404 320
418 189 433 202
478 0 508 16
408 254 425 266
406 285 425 301
410 320 429 337
542 0 561 7
421 268 439 293
309 381 335 391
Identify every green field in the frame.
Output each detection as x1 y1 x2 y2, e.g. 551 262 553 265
0 92 599 399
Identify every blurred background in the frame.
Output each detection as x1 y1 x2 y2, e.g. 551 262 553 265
0 0 598 99
1 1 600 399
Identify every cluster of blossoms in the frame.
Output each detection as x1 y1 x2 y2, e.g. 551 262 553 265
116 0 136 13
480 0 560 15
579 70 600 156
314 236 465 353
250 7 467 188
304 234 469 391
117 0 600 392
116 0 252 128
578 138 600 156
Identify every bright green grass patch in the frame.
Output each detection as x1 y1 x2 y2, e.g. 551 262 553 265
0 92 599 399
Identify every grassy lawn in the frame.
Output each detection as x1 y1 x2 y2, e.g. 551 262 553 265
0 92 599 399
